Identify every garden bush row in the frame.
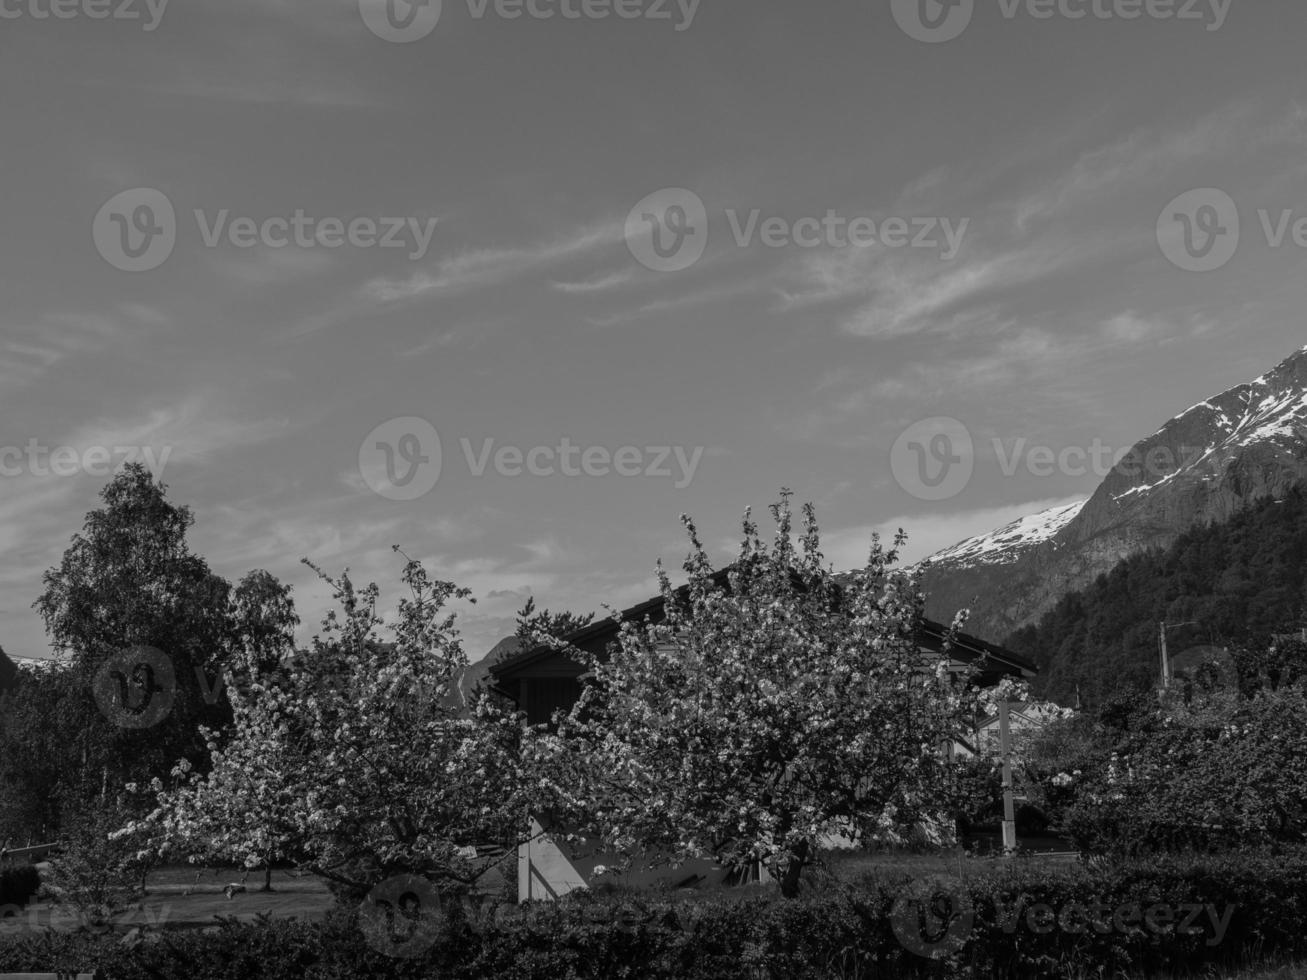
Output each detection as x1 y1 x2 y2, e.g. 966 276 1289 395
1 850 1305 979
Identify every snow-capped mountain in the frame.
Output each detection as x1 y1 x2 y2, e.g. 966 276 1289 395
925 500 1086 570
919 346 1307 641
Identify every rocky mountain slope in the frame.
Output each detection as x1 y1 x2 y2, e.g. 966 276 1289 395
920 346 1307 642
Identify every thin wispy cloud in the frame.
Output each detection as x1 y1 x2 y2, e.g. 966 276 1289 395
363 222 623 306
552 268 640 294
64 393 295 472
1012 101 1307 232
0 310 149 388
585 279 760 328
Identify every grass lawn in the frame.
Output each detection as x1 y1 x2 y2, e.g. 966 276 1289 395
0 864 333 935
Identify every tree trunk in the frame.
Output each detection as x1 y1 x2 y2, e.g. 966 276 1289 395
262 863 274 893
780 840 809 899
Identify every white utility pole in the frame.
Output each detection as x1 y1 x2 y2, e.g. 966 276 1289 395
999 700 1017 856
1159 621 1198 691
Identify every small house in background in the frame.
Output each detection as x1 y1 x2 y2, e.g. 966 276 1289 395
954 701 1071 761
488 581 1038 726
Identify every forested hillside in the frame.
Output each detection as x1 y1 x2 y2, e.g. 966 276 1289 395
1005 486 1307 704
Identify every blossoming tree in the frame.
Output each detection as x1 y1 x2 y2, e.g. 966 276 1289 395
134 551 554 895
544 492 979 898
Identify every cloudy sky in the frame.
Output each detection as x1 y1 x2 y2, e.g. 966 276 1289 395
3 0 1307 661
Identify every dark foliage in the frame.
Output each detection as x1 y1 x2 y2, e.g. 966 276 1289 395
1007 488 1307 704
0 865 41 909
1 851 1306 979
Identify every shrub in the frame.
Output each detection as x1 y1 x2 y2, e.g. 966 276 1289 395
44 805 155 930
1062 687 1307 855
0 850 1305 979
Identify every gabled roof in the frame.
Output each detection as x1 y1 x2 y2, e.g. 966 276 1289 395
489 569 1037 681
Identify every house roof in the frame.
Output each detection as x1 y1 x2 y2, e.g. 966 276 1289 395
489 570 1038 681
973 701 1063 730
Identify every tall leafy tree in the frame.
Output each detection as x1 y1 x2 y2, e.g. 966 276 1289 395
29 464 295 819
229 569 300 677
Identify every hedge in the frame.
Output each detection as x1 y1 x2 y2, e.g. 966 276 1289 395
0 850 1304 979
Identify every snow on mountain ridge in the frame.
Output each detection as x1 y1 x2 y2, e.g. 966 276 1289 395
924 500 1086 570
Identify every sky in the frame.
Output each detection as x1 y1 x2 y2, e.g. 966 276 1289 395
3 0 1307 662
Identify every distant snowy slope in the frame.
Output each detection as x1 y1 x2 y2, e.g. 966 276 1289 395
925 500 1086 570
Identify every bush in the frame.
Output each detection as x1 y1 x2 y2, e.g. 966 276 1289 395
44 805 155 930
0 850 1304 979
1061 687 1307 855
0 865 40 909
